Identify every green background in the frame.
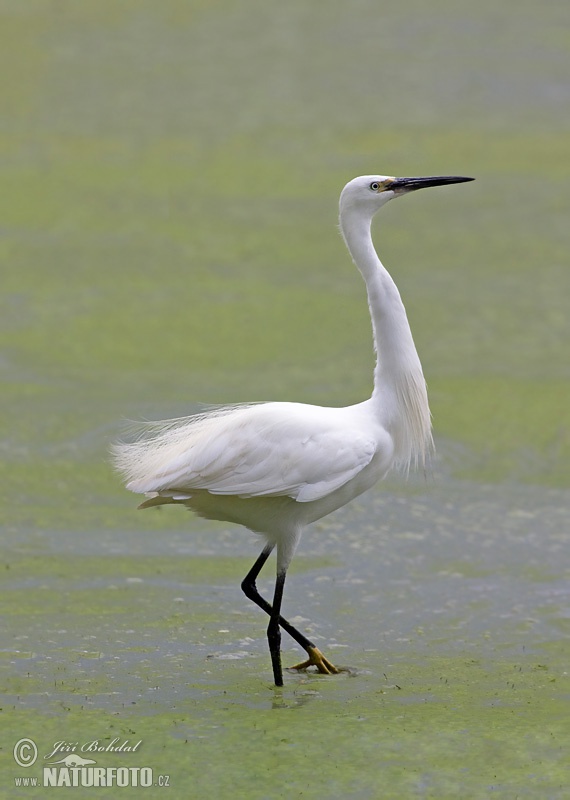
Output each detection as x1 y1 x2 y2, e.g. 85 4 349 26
1 1 569 798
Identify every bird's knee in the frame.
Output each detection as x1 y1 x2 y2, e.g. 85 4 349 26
241 577 255 599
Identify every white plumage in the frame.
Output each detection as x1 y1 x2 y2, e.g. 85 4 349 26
117 402 382 502
113 173 473 686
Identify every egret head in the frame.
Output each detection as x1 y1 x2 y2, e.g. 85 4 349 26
339 174 474 219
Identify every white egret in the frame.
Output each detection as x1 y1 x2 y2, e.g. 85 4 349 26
113 173 473 686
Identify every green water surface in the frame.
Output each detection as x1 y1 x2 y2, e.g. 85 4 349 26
1 2 569 798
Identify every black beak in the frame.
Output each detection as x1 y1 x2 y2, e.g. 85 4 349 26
390 175 474 193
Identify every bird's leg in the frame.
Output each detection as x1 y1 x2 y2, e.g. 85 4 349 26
241 544 274 603
242 545 318 649
267 570 286 686
241 546 340 678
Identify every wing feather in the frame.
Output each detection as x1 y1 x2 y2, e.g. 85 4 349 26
113 403 377 503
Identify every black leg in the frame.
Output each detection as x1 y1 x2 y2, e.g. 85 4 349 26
241 545 314 652
267 571 286 686
241 546 341 680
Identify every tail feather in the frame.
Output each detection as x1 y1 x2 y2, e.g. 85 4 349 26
137 494 170 510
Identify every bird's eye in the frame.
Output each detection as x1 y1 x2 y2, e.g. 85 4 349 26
369 182 380 192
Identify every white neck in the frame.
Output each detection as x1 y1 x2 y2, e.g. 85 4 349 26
339 207 433 469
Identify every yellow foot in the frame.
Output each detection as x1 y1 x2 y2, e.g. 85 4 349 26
288 646 340 675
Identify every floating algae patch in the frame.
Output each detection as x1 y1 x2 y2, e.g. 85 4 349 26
2 552 334 585
2 481 569 797
432 377 570 487
1 547 337 716
1 649 568 799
